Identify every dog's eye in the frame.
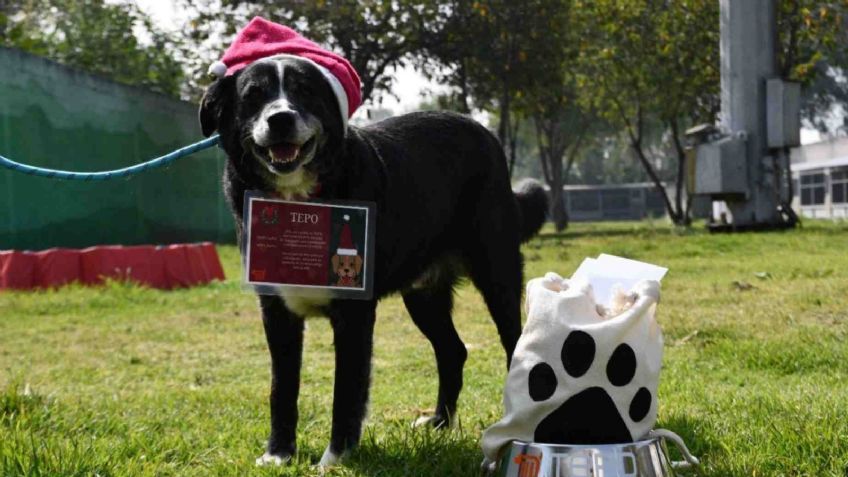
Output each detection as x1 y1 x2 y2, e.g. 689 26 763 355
299 81 316 94
242 85 265 101
286 76 314 95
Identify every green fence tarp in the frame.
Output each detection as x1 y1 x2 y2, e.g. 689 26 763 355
0 47 236 250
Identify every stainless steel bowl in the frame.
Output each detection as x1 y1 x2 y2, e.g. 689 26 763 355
491 430 699 477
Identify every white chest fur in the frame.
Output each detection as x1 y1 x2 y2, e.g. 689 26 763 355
280 291 331 317
264 167 327 316
265 167 318 200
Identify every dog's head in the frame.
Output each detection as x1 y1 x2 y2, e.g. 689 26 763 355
332 254 362 280
199 55 346 183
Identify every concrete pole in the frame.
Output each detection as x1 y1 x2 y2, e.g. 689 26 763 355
720 0 782 226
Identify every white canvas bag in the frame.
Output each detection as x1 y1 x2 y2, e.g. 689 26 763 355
481 272 663 462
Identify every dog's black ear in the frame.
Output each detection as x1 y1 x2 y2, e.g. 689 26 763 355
199 75 235 137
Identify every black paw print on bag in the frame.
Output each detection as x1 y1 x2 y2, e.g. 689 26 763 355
528 330 652 444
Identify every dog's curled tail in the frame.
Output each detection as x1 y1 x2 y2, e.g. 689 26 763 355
513 179 549 243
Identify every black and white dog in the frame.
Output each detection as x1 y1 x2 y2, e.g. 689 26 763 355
199 55 548 466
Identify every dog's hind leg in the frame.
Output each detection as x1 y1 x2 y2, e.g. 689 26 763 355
321 299 378 467
403 277 467 429
256 294 304 466
465 217 524 370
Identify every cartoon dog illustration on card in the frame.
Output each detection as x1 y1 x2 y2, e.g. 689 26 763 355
330 215 362 287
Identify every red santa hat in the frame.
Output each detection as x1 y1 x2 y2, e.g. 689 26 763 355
208 16 362 129
336 215 357 256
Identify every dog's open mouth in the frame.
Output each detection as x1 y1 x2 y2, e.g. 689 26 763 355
260 136 316 173
269 143 301 164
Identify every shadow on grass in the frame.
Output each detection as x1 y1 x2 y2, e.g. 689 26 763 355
342 424 483 477
343 413 739 477
539 228 656 241
535 223 699 242
537 218 846 242
342 413 752 477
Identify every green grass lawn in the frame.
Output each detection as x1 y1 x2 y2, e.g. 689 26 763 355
2 220 848 476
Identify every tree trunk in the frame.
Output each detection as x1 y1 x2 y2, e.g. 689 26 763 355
497 99 507 146
535 118 569 232
508 118 519 177
497 78 510 151
613 100 683 225
631 139 680 224
538 125 552 184
457 57 471 114
549 153 568 231
554 135 586 231
551 186 567 232
669 120 691 226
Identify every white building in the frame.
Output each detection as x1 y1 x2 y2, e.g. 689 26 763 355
791 137 848 219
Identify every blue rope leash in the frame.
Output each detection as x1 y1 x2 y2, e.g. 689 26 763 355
0 135 220 181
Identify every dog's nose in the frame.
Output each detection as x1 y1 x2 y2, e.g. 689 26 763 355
267 110 297 131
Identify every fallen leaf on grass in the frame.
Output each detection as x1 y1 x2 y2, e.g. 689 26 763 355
673 330 700 346
732 280 755 291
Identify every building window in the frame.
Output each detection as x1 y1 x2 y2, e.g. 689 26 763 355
832 168 847 204
800 172 825 205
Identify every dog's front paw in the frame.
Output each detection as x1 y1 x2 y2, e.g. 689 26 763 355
413 414 451 429
317 445 343 468
256 451 291 466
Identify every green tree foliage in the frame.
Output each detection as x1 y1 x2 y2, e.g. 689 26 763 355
419 0 594 231
572 135 646 185
777 0 848 133
289 0 436 104
517 1 593 231
8 0 845 230
571 0 846 225
419 0 560 173
574 0 719 226
185 0 436 104
1 0 184 98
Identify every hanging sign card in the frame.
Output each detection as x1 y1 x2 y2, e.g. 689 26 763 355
243 192 375 299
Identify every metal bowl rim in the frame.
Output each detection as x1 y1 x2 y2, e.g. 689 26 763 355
507 437 664 449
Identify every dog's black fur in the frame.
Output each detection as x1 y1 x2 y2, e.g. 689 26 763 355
199 56 548 464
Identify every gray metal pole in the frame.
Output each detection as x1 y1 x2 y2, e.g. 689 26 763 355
720 0 783 226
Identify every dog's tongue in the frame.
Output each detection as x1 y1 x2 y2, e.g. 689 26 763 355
269 143 300 163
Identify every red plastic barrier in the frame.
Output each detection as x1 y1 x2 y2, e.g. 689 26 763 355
1 243 226 291
33 248 81 288
0 251 37 289
117 245 157 285
80 245 126 285
160 245 194 289
184 244 211 284
198 242 226 281
145 246 168 289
